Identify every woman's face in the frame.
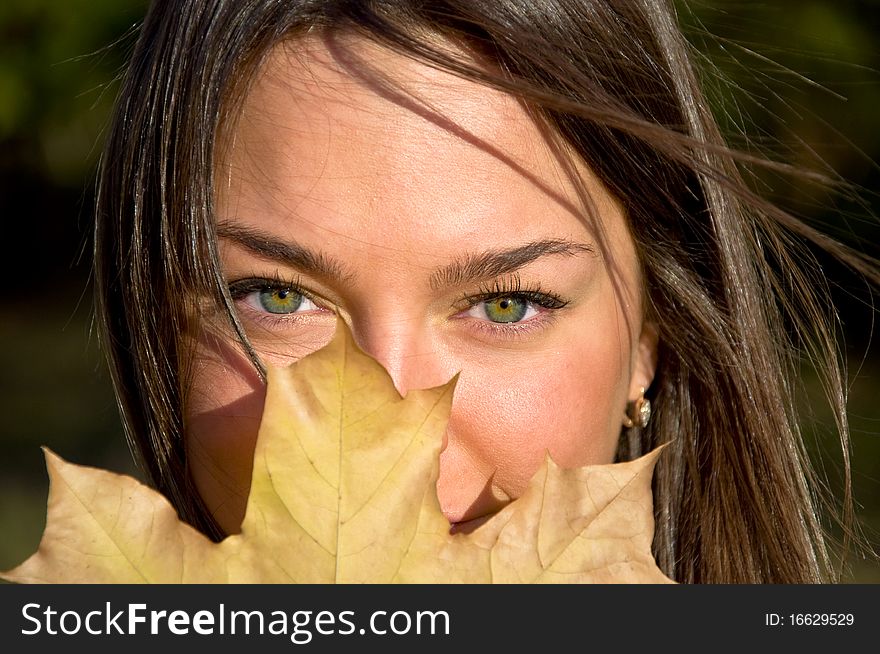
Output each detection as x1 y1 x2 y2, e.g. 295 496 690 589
185 35 658 534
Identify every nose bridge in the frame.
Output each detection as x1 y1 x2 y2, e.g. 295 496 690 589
350 318 450 396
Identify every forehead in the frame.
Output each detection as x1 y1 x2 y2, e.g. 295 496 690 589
218 33 627 256
233 34 546 169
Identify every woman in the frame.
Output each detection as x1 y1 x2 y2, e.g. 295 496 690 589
94 0 878 583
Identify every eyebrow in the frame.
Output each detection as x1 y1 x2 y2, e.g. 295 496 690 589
217 223 354 283
218 223 593 289
430 239 595 290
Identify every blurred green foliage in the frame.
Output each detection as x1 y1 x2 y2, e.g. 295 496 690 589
0 0 147 306
680 1 880 254
1 0 878 581
0 0 145 182
0 0 146 574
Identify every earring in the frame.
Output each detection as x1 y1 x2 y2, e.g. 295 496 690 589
623 387 651 429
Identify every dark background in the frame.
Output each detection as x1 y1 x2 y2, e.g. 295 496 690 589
1 0 879 581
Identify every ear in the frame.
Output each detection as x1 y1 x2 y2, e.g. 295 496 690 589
628 320 659 400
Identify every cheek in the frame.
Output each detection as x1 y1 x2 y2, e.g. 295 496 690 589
437 319 631 522
184 331 265 534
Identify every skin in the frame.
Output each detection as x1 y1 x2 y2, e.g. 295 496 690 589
185 34 658 535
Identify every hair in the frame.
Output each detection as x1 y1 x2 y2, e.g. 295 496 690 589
94 0 878 583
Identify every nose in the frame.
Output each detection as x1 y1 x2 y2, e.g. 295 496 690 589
348 318 455 396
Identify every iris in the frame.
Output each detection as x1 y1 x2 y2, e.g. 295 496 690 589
258 288 303 314
482 296 528 323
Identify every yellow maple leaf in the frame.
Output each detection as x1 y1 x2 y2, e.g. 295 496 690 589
1 324 673 584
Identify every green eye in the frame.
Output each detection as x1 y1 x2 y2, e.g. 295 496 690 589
483 296 528 323
258 288 304 314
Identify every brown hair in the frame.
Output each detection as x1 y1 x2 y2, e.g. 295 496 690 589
94 0 878 583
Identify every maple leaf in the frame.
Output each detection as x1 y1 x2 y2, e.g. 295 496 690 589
1 323 673 584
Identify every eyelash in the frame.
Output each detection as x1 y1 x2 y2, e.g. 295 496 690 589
228 275 327 327
455 275 568 311
226 273 570 337
454 275 569 338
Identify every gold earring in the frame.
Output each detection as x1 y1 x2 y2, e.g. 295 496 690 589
623 387 651 429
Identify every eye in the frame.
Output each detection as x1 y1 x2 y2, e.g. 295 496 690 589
250 287 318 314
245 287 322 315
229 278 324 316
465 296 539 324
456 277 569 331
